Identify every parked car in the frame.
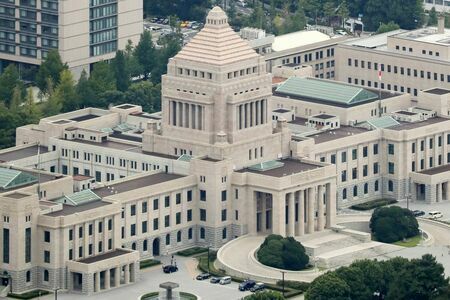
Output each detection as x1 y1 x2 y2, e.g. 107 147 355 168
162 265 178 273
210 277 220 284
428 211 443 219
250 283 265 292
219 276 231 285
196 273 211 280
412 210 425 217
239 279 256 291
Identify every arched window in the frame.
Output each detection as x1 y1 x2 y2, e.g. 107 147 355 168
353 186 358 197
165 234 171 245
364 183 368 194
388 180 394 192
177 230 181 243
131 242 136 250
44 270 49 282
200 227 205 239
374 180 379 192
342 188 347 200
26 271 31 283
143 240 148 251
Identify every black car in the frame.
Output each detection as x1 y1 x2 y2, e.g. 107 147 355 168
210 277 220 284
250 283 265 292
239 280 256 291
196 273 211 280
413 210 425 217
163 265 178 273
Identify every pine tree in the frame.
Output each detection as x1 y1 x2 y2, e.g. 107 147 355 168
112 50 130 92
134 31 155 81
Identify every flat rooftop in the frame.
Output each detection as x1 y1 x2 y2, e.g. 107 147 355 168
77 249 131 264
110 132 143 143
394 27 450 44
272 30 331 52
68 138 137 150
425 88 450 95
94 173 185 198
307 126 370 144
69 114 100 122
388 117 450 131
45 200 111 217
237 158 323 177
419 164 450 175
313 114 336 120
344 29 406 49
0 145 48 162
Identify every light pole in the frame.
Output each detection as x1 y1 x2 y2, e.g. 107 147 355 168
406 193 411 211
207 244 211 273
54 288 60 300
280 271 286 297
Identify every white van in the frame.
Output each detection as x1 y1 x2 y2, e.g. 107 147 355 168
219 276 231 285
428 211 443 219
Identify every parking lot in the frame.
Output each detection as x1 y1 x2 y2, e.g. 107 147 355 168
51 255 252 300
395 199 450 222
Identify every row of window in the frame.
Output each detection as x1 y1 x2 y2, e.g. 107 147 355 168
394 44 441 57
347 58 450 83
227 66 259 79
177 68 213 80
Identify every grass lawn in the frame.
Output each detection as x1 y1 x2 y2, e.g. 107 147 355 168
393 235 422 247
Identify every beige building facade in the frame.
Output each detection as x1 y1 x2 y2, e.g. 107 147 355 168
0 7 336 295
0 0 142 79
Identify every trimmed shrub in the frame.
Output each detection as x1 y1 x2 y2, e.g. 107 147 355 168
258 235 309 271
350 198 397 211
139 259 161 269
370 206 419 243
8 290 50 300
276 280 310 292
176 247 208 257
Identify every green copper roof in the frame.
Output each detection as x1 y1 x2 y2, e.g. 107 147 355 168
177 154 193 162
366 116 400 129
248 160 284 172
0 168 37 190
56 189 101 206
275 77 379 105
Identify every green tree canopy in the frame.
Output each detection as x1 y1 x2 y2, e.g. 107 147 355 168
112 50 130 92
428 7 438 26
258 235 309 271
370 206 419 243
243 290 285 300
135 30 156 80
0 65 23 107
306 272 351 300
36 50 67 94
377 21 401 34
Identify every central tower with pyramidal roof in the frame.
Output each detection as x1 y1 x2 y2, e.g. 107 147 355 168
143 6 291 168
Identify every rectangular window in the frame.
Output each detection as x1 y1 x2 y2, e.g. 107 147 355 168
341 151 347 163
363 146 368 157
388 162 395 174
341 170 347 182
142 221 148 233
44 251 50 263
352 167 358 180
200 190 206 201
176 212 181 224
165 196 170 207
352 149 357 160
131 204 136 216
153 218 159 230
331 154 336 164
412 142 416 153
200 209 206 221
130 224 136 236
153 198 159 210
44 231 51 243
221 209 227 221
142 202 148 213
25 228 31 263
187 190 192 202
373 162 379 174
388 144 395 155
363 165 368 177
165 215 170 227
221 190 227 201
187 209 192 222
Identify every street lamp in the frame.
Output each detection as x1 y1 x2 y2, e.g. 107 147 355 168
54 288 60 300
280 271 286 297
406 193 411 211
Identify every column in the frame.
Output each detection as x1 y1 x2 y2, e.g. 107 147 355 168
198 105 203 130
288 192 295 236
185 103 190 128
95 272 100 292
179 102 184 127
261 197 266 233
251 102 255 127
256 100 260 125
297 190 305 236
261 100 266 124
446 182 450 201
326 183 337 228
124 265 130 284
437 183 442 202
307 188 315 234
130 263 136 282
272 192 286 236
191 104 196 129
245 103 250 128
105 269 110 290
412 183 418 201
248 191 257 234
317 185 325 231
114 267 120 287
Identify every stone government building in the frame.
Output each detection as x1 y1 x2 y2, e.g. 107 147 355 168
0 6 449 296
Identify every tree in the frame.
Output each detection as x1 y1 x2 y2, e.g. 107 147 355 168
21 88 41 124
135 30 156 80
377 21 401 34
0 65 22 106
76 70 96 108
36 50 67 94
282 1 307 34
370 206 419 243
112 50 130 92
89 61 116 97
56 69 78 112
337 0 350 28
258 235 309 271
429 7 438 26
323 1 336 26
243 291 285 300
124 81 161 113
9 85 24 111
306 272 351 300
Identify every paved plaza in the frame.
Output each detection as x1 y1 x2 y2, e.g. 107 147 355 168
24 255 251 300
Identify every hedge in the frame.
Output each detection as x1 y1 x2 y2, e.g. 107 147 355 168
140 259 161 269
176 247 208 257
8 290 50 300
350 198 397 211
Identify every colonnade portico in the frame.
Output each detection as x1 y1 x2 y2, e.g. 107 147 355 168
253 183 336 237
410 166 450 203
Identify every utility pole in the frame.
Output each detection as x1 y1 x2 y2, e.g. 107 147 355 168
280 271 286 297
